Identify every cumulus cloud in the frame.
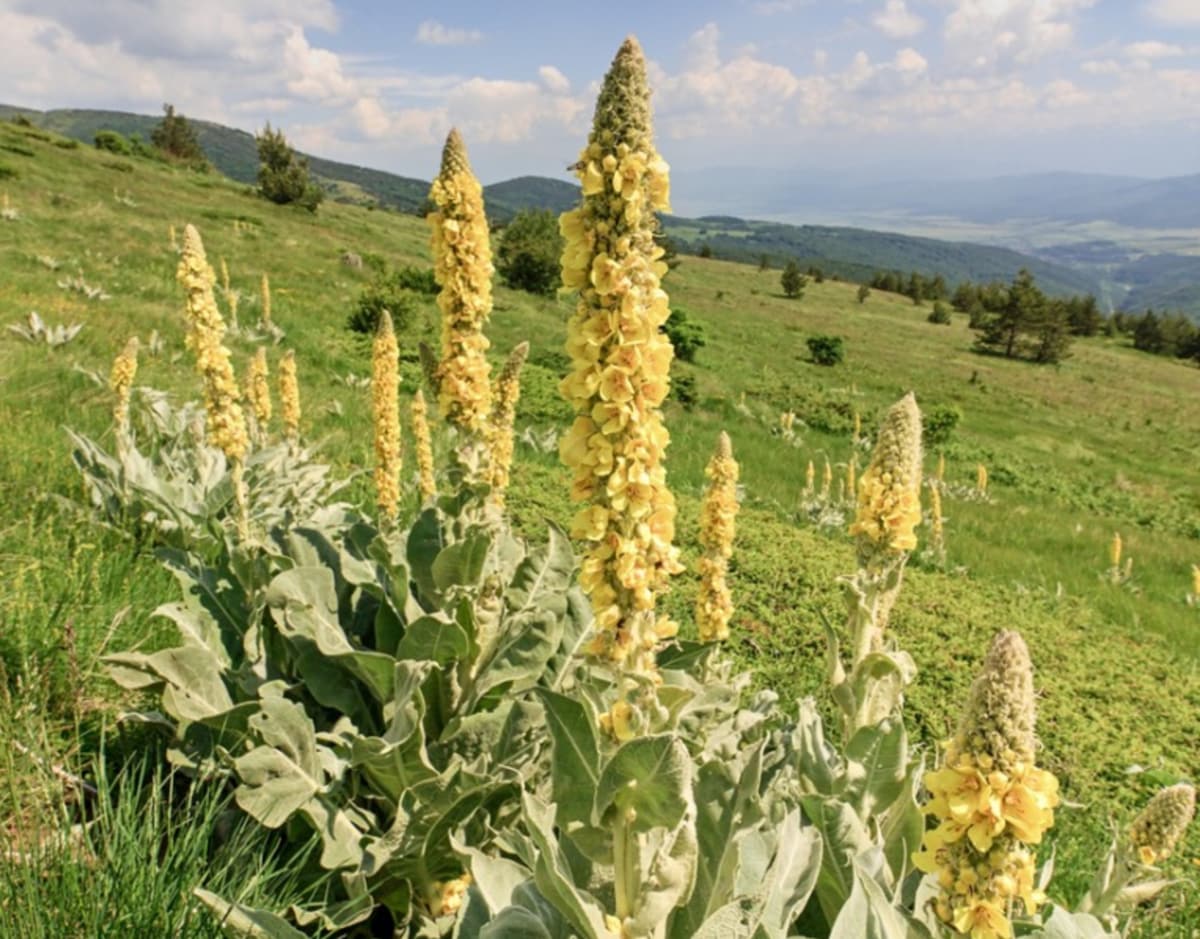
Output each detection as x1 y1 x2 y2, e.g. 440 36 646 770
873 0 925 39
538 65 570 94
414 20 483 46
1123 40 1184 59
1146 0 1200 25
943 0 1096 71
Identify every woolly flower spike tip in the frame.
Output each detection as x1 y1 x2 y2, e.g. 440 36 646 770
109 336 139 431
278 349 301 444
559 35 681 676
697 432 739 642
177 224 248 462
412 389 436 503
428 129 494 440
1130 782 1195 866
488 342 529 507
246 347 272 425
849 392 922 562
914 631 1061 939
372 310 402 520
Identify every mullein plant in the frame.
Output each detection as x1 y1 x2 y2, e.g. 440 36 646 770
278 349 301 450
831 392 923 736
259 272 272 328
1078 782 1196 923
487 341 529 508
411 389 437 503
243 347 272 447
559 34 681 691
976 462 989 497
821 457 833 501
372 310 402 523
914 630 1061 939
428 129 495 484
804 458 816 497
696 432 739 642
109 336 139 459
927 479 946 564
178 224 250 537
1188 564 1200 606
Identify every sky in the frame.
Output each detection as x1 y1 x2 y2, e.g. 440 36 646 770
2 0 1199 190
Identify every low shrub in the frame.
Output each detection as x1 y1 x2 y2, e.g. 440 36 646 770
807 334 845 366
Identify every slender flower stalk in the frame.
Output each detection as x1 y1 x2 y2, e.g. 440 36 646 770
372 310 402 521
846 457 857 508
804 459 815 496
109 336 139 442
977 462 989 495
936 451 946 485
168 224 178 251
244 347 272 445
696 432 739 642
411 389 437 503
1109 531 1123 568
220 258 230 297
178 224 249 537
488 342 529 507
914 631 1061 939
821 458 832 500
853 409 861 443
428 129 494 479
228 290 240 332
278 349 301 447
559 36 681 683
929 481 945 560
260 272 272 326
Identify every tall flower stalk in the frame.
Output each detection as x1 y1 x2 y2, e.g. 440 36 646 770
830 392 922 735
178 224 249 538
109 336 139 457
260 272 272 327
412 389 436 503
278 349 301 449
559 36 680 685
373 310 402 522
914 631 1060 939
487 342 529 508
696 432 739 642
244 347 272 446
428 129 494 483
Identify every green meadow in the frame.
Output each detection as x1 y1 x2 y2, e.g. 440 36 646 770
1 117 1198 935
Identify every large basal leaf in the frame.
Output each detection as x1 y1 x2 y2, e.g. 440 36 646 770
432 533 492 594
842 718 908 819
158 548 251 662
828 861 931 939
396 613 470 665
194 889 308 939
1026 907 1120 939
504 524 573 618
521 793 611 939
106 644 233 722
406 507 444 605
471 607 564 702
629 814 699 934
879 757 924 881
753 810 823 939
791 698 842 797
595 735 692 833
479 906 557 939
800 795 877 926
535 689 601 829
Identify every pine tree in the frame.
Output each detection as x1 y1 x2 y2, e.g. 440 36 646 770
151 104 206 166
256 124 323 213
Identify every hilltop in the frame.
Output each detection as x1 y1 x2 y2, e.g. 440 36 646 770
1 116 1198 933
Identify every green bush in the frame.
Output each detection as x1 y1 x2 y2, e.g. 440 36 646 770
670 371 698 408
347 269 426 334
923 403 962 446
256 123 323 213
663 308 706 363
927 301 952 325
496 209 563 295
781 259 808 298
94 131 132 156
806 334 844 366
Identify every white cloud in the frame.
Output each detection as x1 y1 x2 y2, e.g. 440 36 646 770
538 65 570 94
683 22 722 73
1146 0 1200 25
415 20 483 46
282 27 355 102
1124 40 1184 59
894 47 929 76
873 0 925 39
943 0 1096 71
752 0 811 13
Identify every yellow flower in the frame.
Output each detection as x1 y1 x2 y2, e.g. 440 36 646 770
260 272 272 325
412 389 436 503
428 129 494 447
109 336 139 433
486 342 528 507
245 347 272 425
433 873 472 916
849 393 922 562
559 36 682 679
696 432 739 642
1109 531 1122 568
372 310 402 520
805 459 815 493
278 349 301 445
929 482 945 551
977 462 989 494
821 458 832 499
177 225 248 463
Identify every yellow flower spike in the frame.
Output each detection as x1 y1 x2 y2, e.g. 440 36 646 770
228 290 240 331
915 631 1060 939
929 482 945 556
168 224 177 251
977 462 989 494
1130 783 1196 866
246 347 272 427
696 431 739 642
412 389 437 503
278 349 301 446
821 458 832 500
846 458 857 507
220 257 230 297
428 129 494 452
849 392 922 563
804 459 815 494
372 310 402 521
936 451 946 484
853 409 861 442
488 342 529 508
559 36 682 680
109 336 139 436
1109 531 1122 569
177 225 248 465
260 272 272 326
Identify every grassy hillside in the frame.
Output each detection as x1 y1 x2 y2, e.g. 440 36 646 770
1 117 1199 933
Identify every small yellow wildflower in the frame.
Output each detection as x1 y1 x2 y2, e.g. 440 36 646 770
696 432 739 642
109 336 139 433
372 310 402 520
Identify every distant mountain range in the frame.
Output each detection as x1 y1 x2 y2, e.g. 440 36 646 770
4 104 1198 317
